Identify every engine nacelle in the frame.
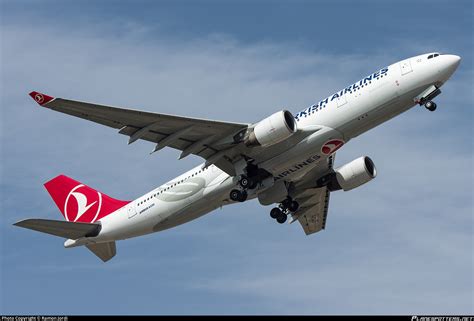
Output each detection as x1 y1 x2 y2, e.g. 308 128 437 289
318 156 376 191
334 156 377 191
245 110 297 147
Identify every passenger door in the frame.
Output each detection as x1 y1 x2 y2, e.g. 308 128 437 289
128 203 137 218
399 59 413 75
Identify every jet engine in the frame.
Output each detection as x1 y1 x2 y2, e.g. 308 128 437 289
319 156 377 191
244 110 297 147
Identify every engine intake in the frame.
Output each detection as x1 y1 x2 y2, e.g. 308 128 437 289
245 110 297 147
319 156 377 191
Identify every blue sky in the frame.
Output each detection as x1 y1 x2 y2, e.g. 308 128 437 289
1 0 473 315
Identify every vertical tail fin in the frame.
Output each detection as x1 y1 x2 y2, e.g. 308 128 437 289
44 175 130 223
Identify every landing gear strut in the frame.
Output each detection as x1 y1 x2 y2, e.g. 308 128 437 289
270 198 299 224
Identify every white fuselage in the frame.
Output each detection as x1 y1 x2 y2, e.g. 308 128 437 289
78 53 460 245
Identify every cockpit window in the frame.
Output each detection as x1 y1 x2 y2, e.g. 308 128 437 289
427 53 440 59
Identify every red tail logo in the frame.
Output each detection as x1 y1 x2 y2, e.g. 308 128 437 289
44 175 130 223
29 91 54 106
321 139 345 155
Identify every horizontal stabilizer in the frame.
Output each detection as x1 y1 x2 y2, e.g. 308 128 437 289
86 242 116 262
14 219 101 239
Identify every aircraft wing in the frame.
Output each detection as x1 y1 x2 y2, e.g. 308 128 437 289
29 91 249 175
289 155 335 235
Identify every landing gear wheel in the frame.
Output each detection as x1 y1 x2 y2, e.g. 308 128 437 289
248 179 258 189
276 214 287 224
230 189 240 202
281 198 292 209
288 201 299 212
238 190 248 202
270 207 282 219
239 176 250 189
424 101 437 112
230 189 247 202
239 175 258 189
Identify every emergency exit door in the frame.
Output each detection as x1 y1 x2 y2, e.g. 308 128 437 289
399 59 413 75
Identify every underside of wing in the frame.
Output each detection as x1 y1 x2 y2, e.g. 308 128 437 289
291 187 331 235
30 92 249 174
289 155 335 235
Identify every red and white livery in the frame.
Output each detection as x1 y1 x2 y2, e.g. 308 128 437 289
15 53 461 261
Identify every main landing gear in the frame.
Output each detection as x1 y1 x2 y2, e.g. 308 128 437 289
229 188 247 202
270 198 299 224
238 174 258 189
424 100 437 112
229 163 271 203
229 174 257 203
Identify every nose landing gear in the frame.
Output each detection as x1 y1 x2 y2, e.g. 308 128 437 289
414 85 440 112
414 85 441 111
270 198 299 224
424 100 437 112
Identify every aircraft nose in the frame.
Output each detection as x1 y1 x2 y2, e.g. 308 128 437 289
445 54 461 73
437 54 461 82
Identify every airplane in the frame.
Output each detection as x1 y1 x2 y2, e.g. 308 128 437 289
15 52 461 262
